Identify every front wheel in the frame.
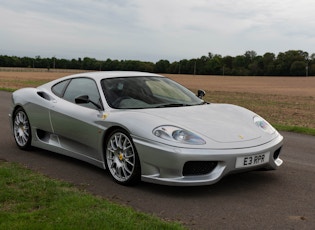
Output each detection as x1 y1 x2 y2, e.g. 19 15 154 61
13 108 32 150
105 129 141 185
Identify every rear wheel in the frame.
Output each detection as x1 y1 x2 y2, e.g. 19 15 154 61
13 108 32 150
105 129 141 185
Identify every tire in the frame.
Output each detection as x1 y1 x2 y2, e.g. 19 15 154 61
13 108 32 150
105 129 141 185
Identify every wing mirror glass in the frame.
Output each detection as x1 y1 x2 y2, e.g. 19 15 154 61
75 95 90 104
197 89 205 99
75 95 102 110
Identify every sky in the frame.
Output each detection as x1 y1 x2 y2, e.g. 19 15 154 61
1 0 315 62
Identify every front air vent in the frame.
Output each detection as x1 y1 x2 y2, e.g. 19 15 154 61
273 147 282 160
183 161 218 176
37 91 51 100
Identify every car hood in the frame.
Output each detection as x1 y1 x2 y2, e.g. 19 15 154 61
138 103 277 148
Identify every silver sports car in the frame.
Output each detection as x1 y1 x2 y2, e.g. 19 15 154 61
9 71 284 186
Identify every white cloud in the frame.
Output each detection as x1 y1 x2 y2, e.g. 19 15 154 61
1 0 315 61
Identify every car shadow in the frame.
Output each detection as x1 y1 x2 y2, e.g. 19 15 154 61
16 146 282 199
134 170 281 197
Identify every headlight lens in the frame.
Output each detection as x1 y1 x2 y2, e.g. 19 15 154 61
253 116 275 134
153 126 206 145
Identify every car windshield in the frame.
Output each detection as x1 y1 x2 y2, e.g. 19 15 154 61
101 76 204 109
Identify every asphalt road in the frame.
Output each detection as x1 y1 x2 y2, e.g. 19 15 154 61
1 90 314 229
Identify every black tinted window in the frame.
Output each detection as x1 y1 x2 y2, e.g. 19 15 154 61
52 79 70 97
63 78 102 110
101 76 203 109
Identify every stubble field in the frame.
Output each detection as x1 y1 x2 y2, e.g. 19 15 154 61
1 71 314 130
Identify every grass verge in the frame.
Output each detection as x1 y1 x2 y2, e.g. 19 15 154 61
273 124 315 136
0 161 185 230
0 87 15 92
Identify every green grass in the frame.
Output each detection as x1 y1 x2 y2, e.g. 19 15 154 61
0 79 48 92
0 87 15 92
273 124 315 136
0 161 185 230
0 79 48 86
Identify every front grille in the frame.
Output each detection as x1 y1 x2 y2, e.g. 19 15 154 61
183 161 218 176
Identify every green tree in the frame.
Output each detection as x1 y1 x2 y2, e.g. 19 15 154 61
275 50 308 75
155 60 170 73
262 52 275 75
290 61 306 76
232 55 249 75
248 56 263 76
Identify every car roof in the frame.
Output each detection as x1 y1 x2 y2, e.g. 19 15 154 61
38 71 165 89
61 71 164 81
37 71 164 89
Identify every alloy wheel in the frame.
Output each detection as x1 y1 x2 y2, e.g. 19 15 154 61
13 108 31 149
106 130 140 185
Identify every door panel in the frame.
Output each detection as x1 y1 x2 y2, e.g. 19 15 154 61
49 77 104 161
50 99 102 160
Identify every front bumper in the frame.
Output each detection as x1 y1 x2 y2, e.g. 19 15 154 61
133 134 284 186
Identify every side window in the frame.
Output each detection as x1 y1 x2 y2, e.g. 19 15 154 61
52 79 70 97
63 78 102 110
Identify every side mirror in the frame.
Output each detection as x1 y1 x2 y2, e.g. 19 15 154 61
75 95 102 110
197 89 206 99
75 95 90 104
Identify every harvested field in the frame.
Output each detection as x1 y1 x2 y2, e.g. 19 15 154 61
164 74 315 97
0 72 68 89
0 71 314 129
164 74 315 130
1 71 314 97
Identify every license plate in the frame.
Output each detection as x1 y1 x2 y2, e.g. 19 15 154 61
235 152 270 168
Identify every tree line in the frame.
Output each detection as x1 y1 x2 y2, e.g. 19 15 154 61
1 50 314 76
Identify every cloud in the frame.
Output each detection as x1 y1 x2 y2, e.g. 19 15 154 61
1 0 315 61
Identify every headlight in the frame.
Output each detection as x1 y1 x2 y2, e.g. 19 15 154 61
253 116 275 134
153 125 206 145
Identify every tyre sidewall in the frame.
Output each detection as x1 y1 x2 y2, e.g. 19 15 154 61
105 128 141 185
13 108 32 150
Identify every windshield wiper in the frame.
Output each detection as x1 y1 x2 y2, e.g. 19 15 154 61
154 103 192 108
154 103 199 108
154 101 209 108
